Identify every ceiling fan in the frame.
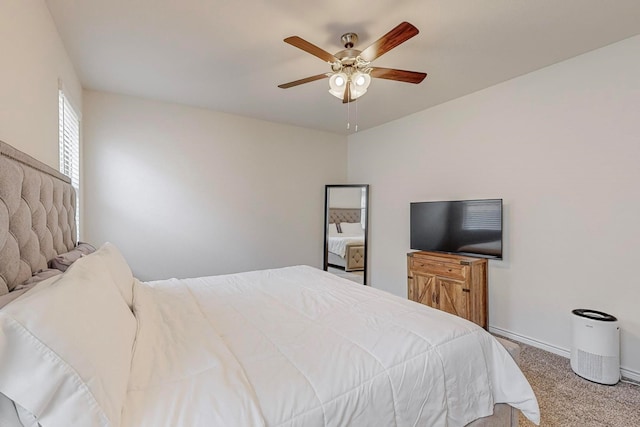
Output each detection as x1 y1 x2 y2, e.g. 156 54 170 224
278 22 427 103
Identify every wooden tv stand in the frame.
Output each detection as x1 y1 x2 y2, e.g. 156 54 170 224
407 251 487 328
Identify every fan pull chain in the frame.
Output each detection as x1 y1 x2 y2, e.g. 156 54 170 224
355 97 358 132
347 88 351 130
346 97 361 132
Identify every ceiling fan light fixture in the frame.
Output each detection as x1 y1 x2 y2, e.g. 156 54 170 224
349 86 368 100
328 71 371 100
329 72 348 99
348 71 371 100
353 71 370 88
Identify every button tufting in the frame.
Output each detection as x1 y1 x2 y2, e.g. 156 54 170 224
0 158 77 292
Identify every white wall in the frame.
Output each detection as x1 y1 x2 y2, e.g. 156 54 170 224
348 36 640 379
0 0 82 169
83 90 347 281
329 187 362 208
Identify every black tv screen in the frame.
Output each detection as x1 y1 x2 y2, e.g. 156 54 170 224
410 199 503 259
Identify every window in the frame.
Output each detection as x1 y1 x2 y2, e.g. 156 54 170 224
58 89 81 238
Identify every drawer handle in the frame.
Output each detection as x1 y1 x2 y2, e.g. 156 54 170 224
462 289 470 293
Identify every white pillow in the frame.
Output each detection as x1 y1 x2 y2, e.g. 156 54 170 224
85 242 135 309
0 392 23 427
0 247 137 427
340 222 364 235
0 382 39 427
16 404 38 427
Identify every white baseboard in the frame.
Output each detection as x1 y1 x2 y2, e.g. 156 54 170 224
489 326 640 383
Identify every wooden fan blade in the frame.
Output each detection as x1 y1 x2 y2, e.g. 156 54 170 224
359 22 419 62
370 67 427 84
342 80 351 104
284 36 339 63
278 73 329 89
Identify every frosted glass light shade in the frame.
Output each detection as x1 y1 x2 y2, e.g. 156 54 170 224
350 71 371 99
353 72 371 88
328 72 348 99
328 71 371 100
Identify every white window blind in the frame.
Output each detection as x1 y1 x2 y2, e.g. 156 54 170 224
59 89 81 238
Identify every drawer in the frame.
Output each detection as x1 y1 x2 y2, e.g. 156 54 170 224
410 258 467 280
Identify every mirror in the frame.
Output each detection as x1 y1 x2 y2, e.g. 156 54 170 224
323 184 369 285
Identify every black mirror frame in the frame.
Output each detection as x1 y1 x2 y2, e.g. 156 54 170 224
323 184 369 286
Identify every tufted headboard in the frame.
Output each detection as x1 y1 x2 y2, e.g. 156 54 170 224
329 208 361 224
0 140 77 295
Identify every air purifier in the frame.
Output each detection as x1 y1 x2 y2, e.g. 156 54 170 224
570 309 620 385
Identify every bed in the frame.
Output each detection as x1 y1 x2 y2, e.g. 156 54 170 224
327 208 365 272
0 140 540 427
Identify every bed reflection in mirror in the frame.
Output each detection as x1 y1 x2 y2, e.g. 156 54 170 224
323 185 369 285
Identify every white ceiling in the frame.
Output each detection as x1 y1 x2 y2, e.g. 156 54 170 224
45 0 640 135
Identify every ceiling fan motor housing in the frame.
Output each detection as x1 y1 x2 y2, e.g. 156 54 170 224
341 32 358 49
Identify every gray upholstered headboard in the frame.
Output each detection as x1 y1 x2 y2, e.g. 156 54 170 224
0 140 76 295
329 208 361 224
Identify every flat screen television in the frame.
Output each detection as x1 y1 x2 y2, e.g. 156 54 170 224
410 199 503 259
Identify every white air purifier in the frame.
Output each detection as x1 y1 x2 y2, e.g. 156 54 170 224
570 309 620 385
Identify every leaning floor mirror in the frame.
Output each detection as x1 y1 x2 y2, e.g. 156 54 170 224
323 184 369 286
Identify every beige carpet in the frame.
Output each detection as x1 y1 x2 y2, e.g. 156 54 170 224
514 341 640 426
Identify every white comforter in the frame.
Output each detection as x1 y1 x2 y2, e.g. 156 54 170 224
327 234 364 257
122 266 539 427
